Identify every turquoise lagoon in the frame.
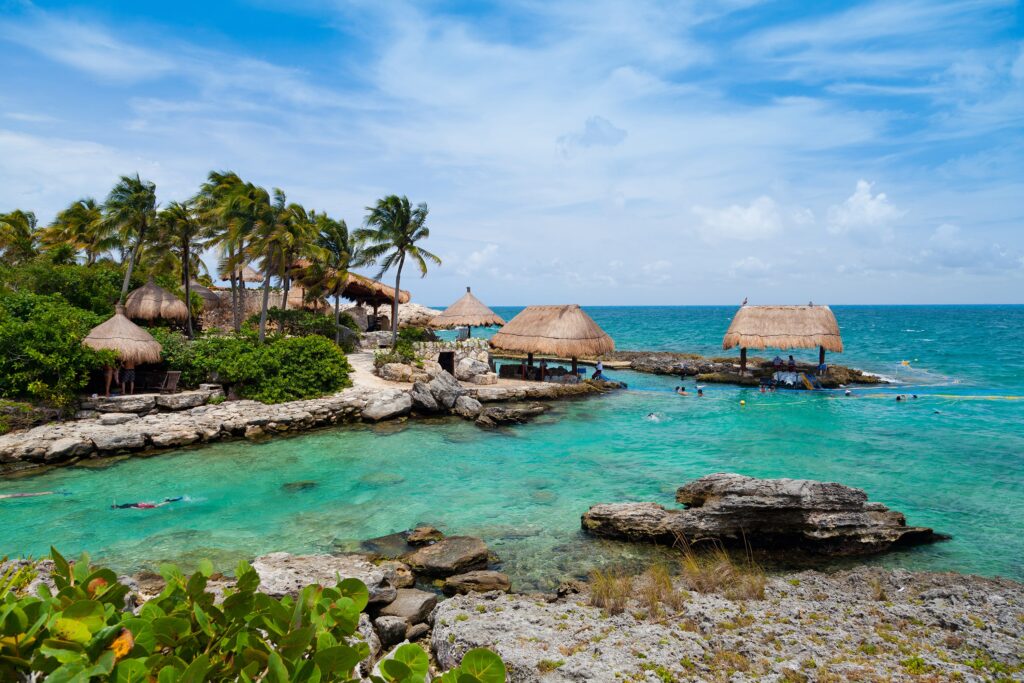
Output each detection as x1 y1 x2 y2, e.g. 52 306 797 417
1 306 1023 590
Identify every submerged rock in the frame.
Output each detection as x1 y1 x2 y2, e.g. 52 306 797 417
474 403 549 428
407 525 445 545
582 473 942 555
281 480 317 492
402 536 489 576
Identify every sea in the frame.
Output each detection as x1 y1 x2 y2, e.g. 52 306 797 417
1 305 1022 590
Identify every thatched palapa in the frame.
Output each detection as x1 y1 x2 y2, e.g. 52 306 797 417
490 305 614 359
189 281 220 310
125 280 189 322
221 264 262 283
342 273 410 307
82 304 162 365
431 287 505 331
722 305 843 353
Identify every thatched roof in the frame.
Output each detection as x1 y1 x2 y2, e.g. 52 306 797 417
722 305 843 353
490 305 614 358
82 305 163 365
431 287 505 329
341 273 410 307
189 281 220 310
221 264 262 283
125 280 189 322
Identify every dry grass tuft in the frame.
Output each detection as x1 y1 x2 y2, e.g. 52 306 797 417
588 568 634 615
638 563 689 618
677 537 766 601
868 575 887 601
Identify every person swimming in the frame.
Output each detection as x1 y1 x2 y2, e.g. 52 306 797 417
112 496 183 510
697 388 703 397
677 386 689 396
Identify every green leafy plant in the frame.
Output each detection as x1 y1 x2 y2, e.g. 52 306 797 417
0 548 506 682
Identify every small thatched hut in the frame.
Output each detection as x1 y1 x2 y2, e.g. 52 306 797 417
221 265 262 286
189 281 220 310
82 304 163 365
342 273 410 308
722 304 843 373
125 280 189 323
430 287 505 336
490 304 614 374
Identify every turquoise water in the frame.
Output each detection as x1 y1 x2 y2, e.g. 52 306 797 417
1 306 1023 590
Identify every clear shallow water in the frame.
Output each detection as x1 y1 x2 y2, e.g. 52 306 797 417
1 306 1023 590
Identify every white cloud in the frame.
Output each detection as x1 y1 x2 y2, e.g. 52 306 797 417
453 244 499 277
729 256 772 278
557 115 627 156
918 223 1023 273
827 180 904 240
692 196 783 242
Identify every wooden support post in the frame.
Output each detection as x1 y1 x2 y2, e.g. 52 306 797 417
740 347 747 375
571 357 578 375
819 345 825 366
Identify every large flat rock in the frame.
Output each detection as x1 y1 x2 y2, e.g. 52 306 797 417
377 588 437 625
582 472 941 555
252 552 398 605
402 536 489 576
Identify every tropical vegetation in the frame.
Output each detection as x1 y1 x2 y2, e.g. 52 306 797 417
0 170 439 413
0 549 506 682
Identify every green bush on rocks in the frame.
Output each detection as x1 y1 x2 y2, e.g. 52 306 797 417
0 548 506 682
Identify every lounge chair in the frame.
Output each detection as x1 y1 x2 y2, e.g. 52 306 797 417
159 371 182 394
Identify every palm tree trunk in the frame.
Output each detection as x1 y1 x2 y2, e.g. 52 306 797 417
334 293 341 346
183 239 194 339
258 257 272 343
391 253 404 348
118 226 146 305
280 266 290 333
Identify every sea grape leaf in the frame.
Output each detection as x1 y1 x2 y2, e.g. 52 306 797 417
313 643 364 675
52 618 92 644
337 578 369 613
197 559 214 578
61 600 105 633
178 653 210 683
392 643 429 680
113 658 149 683
379 658 412 681
459 649 505 683
278 625 315 660
267 651 289 683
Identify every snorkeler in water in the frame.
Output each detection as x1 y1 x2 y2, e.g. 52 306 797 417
112 496 183 510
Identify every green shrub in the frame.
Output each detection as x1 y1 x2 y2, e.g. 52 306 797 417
397 326 431 343
0 292 113 406
0 255 127 316
151 331 352 403
0 548 506 682
245 307 359 341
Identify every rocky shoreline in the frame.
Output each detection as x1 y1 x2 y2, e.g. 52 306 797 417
603 350 885 388
0 369 619 474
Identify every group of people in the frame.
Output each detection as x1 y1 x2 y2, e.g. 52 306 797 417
674 386 703 397
102 361 137 397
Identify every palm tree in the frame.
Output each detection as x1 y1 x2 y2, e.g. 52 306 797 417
104 174 157 304
195 171 246 330
356 195 441 347
278 202 323 319
0 209 41 265
157 200 204 338
303 214 370 345
43 198 116 265
222 184 294 342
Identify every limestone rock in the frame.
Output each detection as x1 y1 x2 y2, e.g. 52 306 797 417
156 392 209 410
455 357 490 381
150 428 199 448
374 615 408 649
407 526 444 545
252 552 397 605
377 588 438 625
45 437 93 460
468 372 497 385
362 393 412 422
581 473 941 555
443 570 511 595
91 429 146 452
453 395 482 418
402 536 489 576
379 363 414 383
98 412 138 426
427 370 465 410
377 560 415 588
409 382 439 413
474 403 549 428
406 623 429 641
86 395 156 414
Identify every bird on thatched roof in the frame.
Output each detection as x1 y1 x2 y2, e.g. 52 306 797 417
741 297 748 306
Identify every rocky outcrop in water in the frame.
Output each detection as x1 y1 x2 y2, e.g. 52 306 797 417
582 473 941 555
474 403 549 428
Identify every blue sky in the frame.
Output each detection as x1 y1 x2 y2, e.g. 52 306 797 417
1 0 1022 305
